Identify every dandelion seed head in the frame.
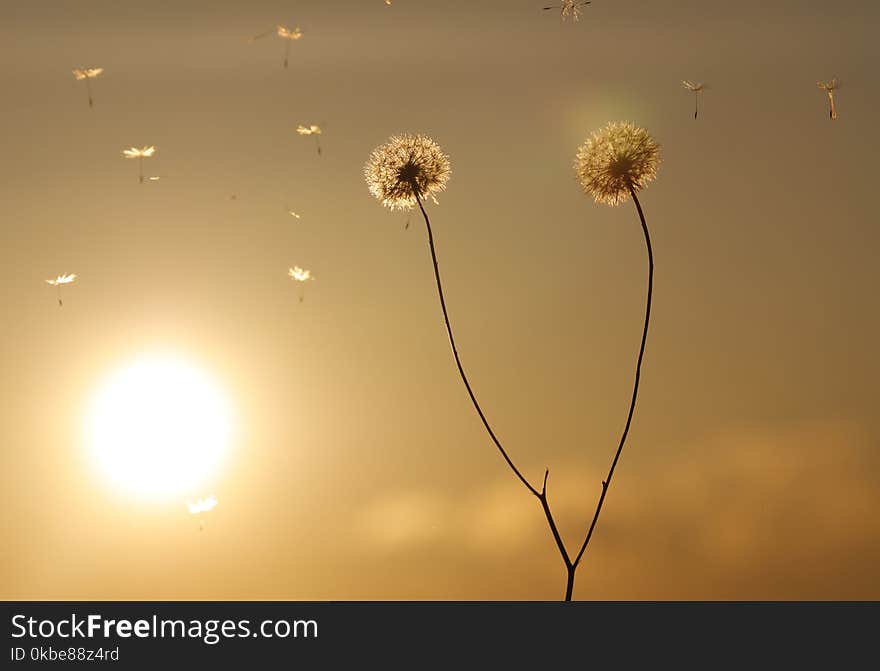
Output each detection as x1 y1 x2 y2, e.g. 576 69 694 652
288 266 313 282
364 134 451 211
574 122 660 206
72 67 104 80
123 146 156 158
682 79 705 92
296 124 322 136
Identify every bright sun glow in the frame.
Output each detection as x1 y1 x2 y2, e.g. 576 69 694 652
89 355 232 500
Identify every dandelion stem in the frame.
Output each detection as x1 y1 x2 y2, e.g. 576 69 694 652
86 78 94 109
139 156 144 184
569 184 654 594
411 187 540 498
412 185 575 596
284 40 290 69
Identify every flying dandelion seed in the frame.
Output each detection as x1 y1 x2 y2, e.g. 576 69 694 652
287 208 302 219
542 0 591 21
288 266 314 302
682 80 706 119
817 77 840 120
364 134 451 211
296 124 323 156
187 494 218 515
187 494 217 532
250 25 303 68
567 121 661 600
45 273 77 307
122 146 156 184
72 67 103 108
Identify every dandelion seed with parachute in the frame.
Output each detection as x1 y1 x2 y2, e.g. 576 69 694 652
542 1 591 22
46 273 77 307
817 77 840 120
250 25 303 68
187 494 217 515
187 494 217 532
297 124 323 156
682 80 706 119
288 266 314 302
122 146 156 184
72 67 103 108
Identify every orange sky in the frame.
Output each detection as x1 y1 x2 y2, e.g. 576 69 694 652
1 0 878 600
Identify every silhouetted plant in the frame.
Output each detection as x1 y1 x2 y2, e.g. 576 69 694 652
567 121 660 597
364 126 660 600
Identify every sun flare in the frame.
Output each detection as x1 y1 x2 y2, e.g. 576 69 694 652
88 355 233 500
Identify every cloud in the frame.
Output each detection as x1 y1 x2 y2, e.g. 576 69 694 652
355 418 880 598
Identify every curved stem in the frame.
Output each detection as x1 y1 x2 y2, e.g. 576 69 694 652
572 185 654 571
411 188 539 497
411 190 573 595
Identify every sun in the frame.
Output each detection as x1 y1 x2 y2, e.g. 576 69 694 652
88 354 233 500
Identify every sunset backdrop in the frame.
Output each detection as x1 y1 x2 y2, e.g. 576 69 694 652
1 0 878 600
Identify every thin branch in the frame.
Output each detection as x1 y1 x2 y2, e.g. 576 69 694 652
572 184 654 570
412 187 540 497
538 469 573 569
411 186 585 600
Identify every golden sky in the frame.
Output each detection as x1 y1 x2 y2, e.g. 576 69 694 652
1 0 878 600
